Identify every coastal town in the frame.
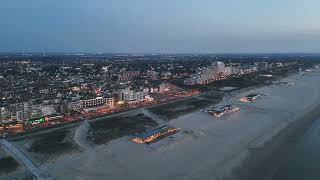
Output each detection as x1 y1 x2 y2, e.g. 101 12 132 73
0 54 319 180
2 0 320 179
0 54 307 137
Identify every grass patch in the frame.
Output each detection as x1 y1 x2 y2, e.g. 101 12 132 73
170 75 262 91
0 156 20 175
170 79 219 92
171 65 302 92
87 113 158 145
199 92 224 100
28 129 78 155
148 97 215 119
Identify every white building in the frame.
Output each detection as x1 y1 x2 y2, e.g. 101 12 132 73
147 70 158 80
118 89 149 102
184 77 197 86
0 106 11 123
68 100 82 112
224 66 232 75
40 104 56 117
159 83 170 93
231 66 240 74
118 89 134 102
217 61 225 73
80 97 114 109
133 91 145 101
3 101 32 122
184 61 223 85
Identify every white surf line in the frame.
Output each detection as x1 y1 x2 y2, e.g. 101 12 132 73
73 119 92 150
140 108 166 125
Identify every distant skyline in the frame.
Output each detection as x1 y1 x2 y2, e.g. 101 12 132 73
1 0 320 53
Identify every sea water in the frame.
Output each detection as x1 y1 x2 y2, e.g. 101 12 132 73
272 118 320 180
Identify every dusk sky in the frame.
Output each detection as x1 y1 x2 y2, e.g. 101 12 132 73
0 0 320 53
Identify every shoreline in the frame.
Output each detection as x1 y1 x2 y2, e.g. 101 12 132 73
234 105 320 180
232 83 320 179
234 104 320 180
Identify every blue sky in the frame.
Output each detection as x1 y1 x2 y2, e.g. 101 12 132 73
0 0 319 53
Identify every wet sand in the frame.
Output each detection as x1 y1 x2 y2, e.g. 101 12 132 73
234 73 320 180
234 97 320 180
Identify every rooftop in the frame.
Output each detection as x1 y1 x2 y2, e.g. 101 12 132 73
134 125 171 139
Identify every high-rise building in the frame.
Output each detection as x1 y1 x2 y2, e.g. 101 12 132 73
80 96 114 109
0 106 11 123
118 89 148 102
231 66 240 74
210 61 225 74
118 89 134 102
217 61 225 73
184 61 226 85
224 66 232 75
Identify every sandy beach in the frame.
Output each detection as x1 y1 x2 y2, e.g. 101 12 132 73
10 68 320 180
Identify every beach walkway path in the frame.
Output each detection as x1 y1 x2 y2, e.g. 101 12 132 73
0 139 54 180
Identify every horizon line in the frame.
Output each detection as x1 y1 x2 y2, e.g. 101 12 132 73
1 52 320 55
